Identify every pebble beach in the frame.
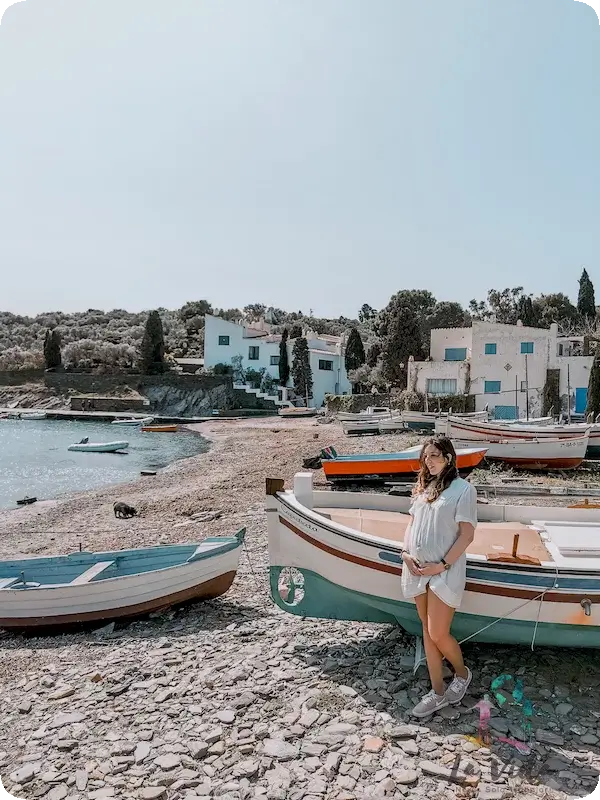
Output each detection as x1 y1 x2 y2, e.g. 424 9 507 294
2 417 600 800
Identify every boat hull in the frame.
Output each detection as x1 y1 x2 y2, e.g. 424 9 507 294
142 425 178 433
322 447 486 483
270 566 600 648
441 417 600 459
266 478 600 648
0 536 243 632
68 441 129 452
451 437 588 471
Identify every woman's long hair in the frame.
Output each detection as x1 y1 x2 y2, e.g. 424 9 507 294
413 435 459 503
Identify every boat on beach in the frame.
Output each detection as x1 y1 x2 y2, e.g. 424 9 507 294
142 425 178 433
342 419 382 435
0 531 245 631
438 416 600 457
451 434 590 471
68 441 129 453
278 407 318 418
266 472 600 648
111 416 154 426
321 444 488 484
402 409 489 431
337 406 397 422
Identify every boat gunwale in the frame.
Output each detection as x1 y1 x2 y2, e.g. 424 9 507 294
275 488 600 578
0 533 245 592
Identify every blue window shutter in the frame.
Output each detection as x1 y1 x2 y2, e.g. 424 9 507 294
484 343 497 355
521 342 534 354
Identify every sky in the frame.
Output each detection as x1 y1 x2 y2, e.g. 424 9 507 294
0 0 599 319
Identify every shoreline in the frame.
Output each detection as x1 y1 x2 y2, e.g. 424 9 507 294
1 418 600 798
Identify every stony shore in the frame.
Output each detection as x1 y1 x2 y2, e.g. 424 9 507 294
2 418 600 800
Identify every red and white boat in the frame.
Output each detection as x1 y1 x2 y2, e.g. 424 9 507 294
437 416 600 457
452 434 589 471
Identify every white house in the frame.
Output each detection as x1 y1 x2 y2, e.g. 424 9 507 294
408 320 593 419
203 315 352 407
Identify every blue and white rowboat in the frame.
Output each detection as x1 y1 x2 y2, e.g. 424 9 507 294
0 531 245 631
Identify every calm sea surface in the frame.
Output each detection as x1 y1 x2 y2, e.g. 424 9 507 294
0 419 208 509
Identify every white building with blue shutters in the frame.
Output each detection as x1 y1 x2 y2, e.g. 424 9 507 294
203 314 352 408
408 320 593 419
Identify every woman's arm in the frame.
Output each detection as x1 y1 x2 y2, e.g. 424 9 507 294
417 522 475 576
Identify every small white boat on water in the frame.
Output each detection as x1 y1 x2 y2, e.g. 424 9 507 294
451 433 590 471
68 440 129 453
111 416 154 426
20 411 47 420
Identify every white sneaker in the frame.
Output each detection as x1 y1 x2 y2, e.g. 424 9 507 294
411 689 449 718
445 666 472 705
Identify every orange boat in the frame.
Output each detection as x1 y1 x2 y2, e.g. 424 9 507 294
322 444 488 485
142 425 178 433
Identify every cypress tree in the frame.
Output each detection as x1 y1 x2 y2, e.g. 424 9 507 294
278 328 290 386
289 323 303 339
291 336 313 401
517 295 537 327
140 310 167 374
578 268 596 320
44 328 62 369
381 304 422 387
344 328 366 372
586 351 600 421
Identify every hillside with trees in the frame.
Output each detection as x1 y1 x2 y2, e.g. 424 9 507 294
1 270 598 391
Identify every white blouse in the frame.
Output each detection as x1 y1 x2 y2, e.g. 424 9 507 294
401 477 477 609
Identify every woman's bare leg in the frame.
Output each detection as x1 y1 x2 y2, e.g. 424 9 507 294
414 593 445 695
425 589 467 679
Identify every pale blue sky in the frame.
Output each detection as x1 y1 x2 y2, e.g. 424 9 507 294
0 0 599 318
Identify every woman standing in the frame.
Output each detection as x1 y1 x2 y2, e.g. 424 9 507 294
401 435 477 718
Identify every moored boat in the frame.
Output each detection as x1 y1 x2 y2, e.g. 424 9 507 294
68 441 129 453
0 531 245 631
342 419 381 435
142 425 178 433
451 434 590 471
278 407 318 418
266 472 600 648
111 416 154 426
19 411 47 420
337 407 396 422
321 444 488 484
438 416 600 457
402 409 489 431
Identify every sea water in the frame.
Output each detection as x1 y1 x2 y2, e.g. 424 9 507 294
0 418 208 509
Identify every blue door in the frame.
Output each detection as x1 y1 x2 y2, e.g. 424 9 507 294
575 387 588 414
494 405 518 420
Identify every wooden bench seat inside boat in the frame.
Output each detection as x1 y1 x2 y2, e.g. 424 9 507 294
317 508 552 563
70 561 115 585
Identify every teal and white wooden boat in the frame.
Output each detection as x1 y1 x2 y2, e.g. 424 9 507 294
267 473 600 648
0 531 245 631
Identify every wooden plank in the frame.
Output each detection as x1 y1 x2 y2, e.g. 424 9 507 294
70 561 114 585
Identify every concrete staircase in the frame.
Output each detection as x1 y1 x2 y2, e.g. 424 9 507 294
233 383 293 408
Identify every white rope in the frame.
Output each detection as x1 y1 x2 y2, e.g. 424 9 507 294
457 562 561 650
